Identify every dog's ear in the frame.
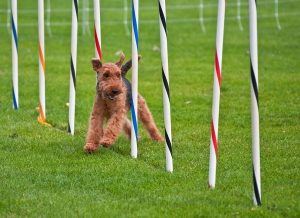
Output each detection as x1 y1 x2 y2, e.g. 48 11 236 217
115 52 125 68
91 58 102 72
121 55 142 76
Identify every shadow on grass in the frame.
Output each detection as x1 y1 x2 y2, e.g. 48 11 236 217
110 138 164 171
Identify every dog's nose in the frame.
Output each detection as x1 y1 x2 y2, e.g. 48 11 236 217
111 89 120 95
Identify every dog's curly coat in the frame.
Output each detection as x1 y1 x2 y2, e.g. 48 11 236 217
84 53 163 153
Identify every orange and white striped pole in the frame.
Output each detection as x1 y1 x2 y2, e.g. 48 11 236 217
38 0 47 124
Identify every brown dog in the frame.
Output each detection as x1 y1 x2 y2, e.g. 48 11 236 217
84 53 163 153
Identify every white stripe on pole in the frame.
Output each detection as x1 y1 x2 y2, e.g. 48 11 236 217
46 0 52 36
94 0 102 60
159 0 173 172
274 0 282 30
82 0 86 35
199 0 206 33
82 0 90 36
68 0 78 135
131 0 139 158
123 0 130 36
12 0 18 109
38 0 46 122
237 0 244 31
7 0 10 34
208 0 225 188
249 0 261 206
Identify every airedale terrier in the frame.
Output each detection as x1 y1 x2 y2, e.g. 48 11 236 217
84 52 163 153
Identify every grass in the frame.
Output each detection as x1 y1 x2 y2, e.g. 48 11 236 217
0 0 299 217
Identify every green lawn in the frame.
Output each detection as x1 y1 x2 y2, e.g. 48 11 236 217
0 0 299 217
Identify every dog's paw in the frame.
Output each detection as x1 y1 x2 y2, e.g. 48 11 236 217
84 143 98 153
155 137 164 143
100 138 113 148
151 133 164 143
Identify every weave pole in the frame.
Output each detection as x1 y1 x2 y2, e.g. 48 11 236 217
82 0 90 36
249 0 261 206
68 0 78 135
7 0 10 34
94 0 102 60
46 0 52 36
38 0 46 123
11 0 18 110
274 0 281 30
131 0 139 158
237 0 244 31
208 0 225 188
159 0 173 172
123 0 130 36
199 0 206 33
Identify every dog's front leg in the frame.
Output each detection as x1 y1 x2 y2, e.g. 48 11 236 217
84 97 104 153
100 109 125 148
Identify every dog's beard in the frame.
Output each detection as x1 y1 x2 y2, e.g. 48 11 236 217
103 92 122 101
97 83 123 101
106 94 115 100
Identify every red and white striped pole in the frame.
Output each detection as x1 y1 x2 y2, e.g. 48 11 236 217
94 0 102 60
249 0 261 206
208 0 225 188
38 0 46 124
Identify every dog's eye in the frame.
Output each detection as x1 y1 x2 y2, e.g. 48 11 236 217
103 73 109 78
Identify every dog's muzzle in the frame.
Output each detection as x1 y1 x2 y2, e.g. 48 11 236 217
106 89 121 100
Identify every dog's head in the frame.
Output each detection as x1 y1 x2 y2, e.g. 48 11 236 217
92 52 141 101
92 53 126 100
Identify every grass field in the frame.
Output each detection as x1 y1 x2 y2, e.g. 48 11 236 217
0 0 299 217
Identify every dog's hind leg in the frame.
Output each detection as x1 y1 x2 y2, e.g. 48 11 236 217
122 118 131 139
138 95 163 142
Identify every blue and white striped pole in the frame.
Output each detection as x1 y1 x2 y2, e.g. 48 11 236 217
249 0 261 206
68 0 78 135
131 0 139 158
11 0 18 109
159 0 173 172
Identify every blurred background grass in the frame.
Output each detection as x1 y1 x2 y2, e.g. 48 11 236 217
0 0 299 217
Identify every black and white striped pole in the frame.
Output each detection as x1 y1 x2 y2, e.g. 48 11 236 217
68 0 78 135
159 0 173 172
249 0 261 206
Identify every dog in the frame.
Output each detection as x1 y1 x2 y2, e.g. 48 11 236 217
84 52 163 153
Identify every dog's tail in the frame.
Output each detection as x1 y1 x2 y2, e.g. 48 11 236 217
121 55 142 77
